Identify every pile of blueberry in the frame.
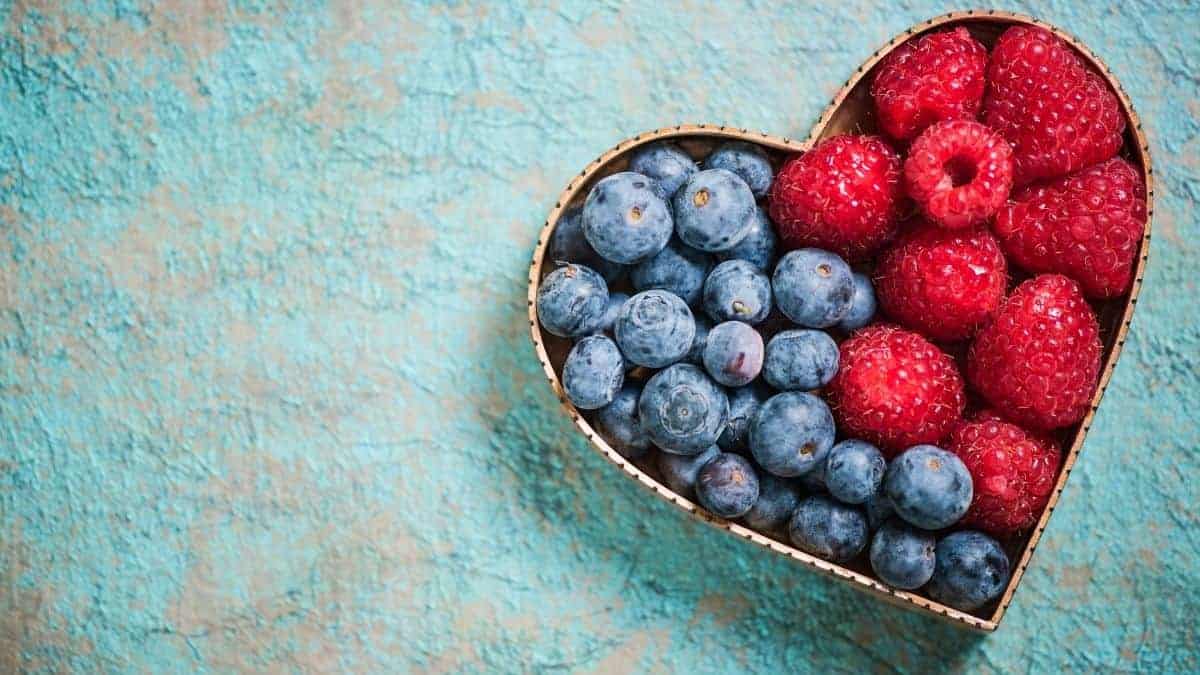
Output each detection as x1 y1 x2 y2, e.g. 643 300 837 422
536 140 1009 613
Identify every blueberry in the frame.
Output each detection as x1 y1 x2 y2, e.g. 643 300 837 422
743 474 803 532
718 383 768 451
772 248 855 328
788 495 869 562
594 383 652 459
825 440 886 505
927 531 1010 611
547 206 625 283
674 169 756 252
866 490 895 530
716 206 777 271
749 391 835 477
536 264 610 338
704 141 774 198
593 291 628 335
630 239 712 306
801 459 828 494
702 321 764 387
884 445 974 530
614 290 696 368
639 364 729 455
562 335 624 410
703 259 772 325
658 444 720 497
583 172 673 264
629 142 698 198
838 272 877 332
763 329 839 391
685 314 712 364
869 519 937 589
696 452 760 518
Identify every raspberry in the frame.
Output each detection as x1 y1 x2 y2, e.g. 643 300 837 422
995 158 1146 299
827 324 965 457
904 120 1013 229
967 274 1101 430
949 415 1061 536
875 221 1007 341
871 27 988 141
984 26 1126 185
769 135 905 261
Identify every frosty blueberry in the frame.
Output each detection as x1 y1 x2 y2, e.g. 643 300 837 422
704 141 774 198
743 474 802 532
583 172 673 264
658 444 720 498
763 329 839 391
614 290 696 368
788 495 869 563
536 263 609 338
772 248 855 328
703 259 772 325
885 445 973 530
870 519 937 589
547 206 625 282
630 238 712 306
562 335 624 410
702 321 764 387
594 383 652 459
927 530 1010 611
838 271 877 331
718 383 768 451
638 364 729 455
716 206 778 271
825 439 886 505
674 169 756 252
696 452 760 518
749 391 835 477
629 142 698 198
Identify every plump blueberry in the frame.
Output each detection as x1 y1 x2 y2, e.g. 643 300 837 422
885 445 974 530
788 495 869 562
685 314 712 364
772 248 855 328
718 383 768 451
749 392 835 477
639 364 729 455
629 142 698 198
630 239 712 306
763 329 839 391
703 259 772 325
594 383 652 459
825 440 886 505
614 290 695 368
743 474 803 532
537 264 609 338
562 335 624 410
870 519 937 589
658 445 719 497
838 272 877 332
696 452 760 518
716 206 777 271
702 321 764 387
583 172 673 264
704 141 774 198
674 169 756 252
866 490 895 530
593 291 628 335
547 206 625 283
927 531 1010 611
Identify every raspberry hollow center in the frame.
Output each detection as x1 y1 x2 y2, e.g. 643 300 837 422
945 155 978 187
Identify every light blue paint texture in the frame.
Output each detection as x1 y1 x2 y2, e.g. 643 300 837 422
1 1 1198 672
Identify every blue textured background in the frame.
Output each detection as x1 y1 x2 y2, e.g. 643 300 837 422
1 1 1197 672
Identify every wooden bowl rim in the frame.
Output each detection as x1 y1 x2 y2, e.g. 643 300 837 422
525 9 1153 633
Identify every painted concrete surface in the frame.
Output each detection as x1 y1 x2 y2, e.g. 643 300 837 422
1 1 1197 672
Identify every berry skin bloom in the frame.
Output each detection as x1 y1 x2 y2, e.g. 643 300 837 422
827 324 965 457
874 221 1007 342
994 157 1146 299
904 120 1013 229
769 135 905 261
984 25 1126 185
949 414 1061 536
871 27 988 141
967 274 1102 430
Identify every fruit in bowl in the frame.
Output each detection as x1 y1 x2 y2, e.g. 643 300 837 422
528 11 1151 631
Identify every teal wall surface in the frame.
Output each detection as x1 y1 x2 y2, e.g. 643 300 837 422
1 1 1197 672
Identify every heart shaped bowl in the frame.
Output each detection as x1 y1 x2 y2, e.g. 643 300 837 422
526 10 1152 632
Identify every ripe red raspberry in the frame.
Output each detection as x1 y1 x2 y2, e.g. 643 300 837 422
904 120 1013 229
875 221 1007 341
871 27 988 141
967 274 1101 430
995 158 1146 299
827 324 965 457
984 26 1126 185
949 414 1061 536
769 135 904 261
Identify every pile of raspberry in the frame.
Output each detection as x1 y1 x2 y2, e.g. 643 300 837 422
772 25 1144 537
